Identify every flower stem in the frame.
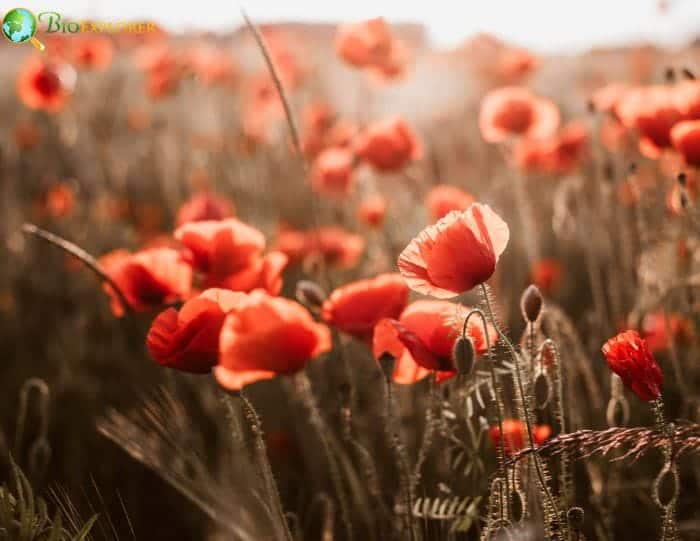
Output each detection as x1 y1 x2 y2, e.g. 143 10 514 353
480 284 562 534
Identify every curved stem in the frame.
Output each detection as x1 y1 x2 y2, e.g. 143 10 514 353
480 284 562 527
22 223 133 315
462 308 510 511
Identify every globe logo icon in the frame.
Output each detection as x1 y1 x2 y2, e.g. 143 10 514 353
2 8 45 50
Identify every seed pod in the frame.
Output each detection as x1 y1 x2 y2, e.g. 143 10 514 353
295 280 327 309
534 370 551 409
452 336 475 375
378 352 395 380
520 284 543 323
567 507 584 531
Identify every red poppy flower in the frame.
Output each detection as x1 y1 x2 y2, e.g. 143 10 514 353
275 226 365 269
641 311 695 354
372 300 496 384
99 248 192 317
310 147 356 197
425 185 475 222
175 192 235 227
590 83 630 114
215 290 331 391
615 85 682 158
479 87 560 143
398 203 509 299
530 259 562 294
354 117 422 172
673 80 700 120
671 120 700 167
498 48 538 82
44 183 75 219
489 419 551 456
72 36 114 71
185 45 237 87
16 57 72 113
601 330 663 401
175 219 266 278
357 195 387 228
13 121 41 150
206 251 288 295
335 18 394 69
146 288 244 373
321 273 409 342
514 122 588 175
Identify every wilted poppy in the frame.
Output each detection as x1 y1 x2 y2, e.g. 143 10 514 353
479 87 560 143
671 120 700 167
357 195 387 228
175 192 235 227
355 117 422 172
99 248 192 317
175 219 266 279
147 288 243 373
398 203 509 298
425 185 475 222
16 56 72 113
602 330 663 401
310 147 356 197
372 299 496 384
322 273 408 342
215 290 331 390
489 419 551 456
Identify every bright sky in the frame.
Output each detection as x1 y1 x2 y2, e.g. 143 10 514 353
10 0 700 52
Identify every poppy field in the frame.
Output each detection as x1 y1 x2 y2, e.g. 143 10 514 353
1 11 700 541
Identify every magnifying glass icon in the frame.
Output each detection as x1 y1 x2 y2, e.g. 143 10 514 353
2 8 46 51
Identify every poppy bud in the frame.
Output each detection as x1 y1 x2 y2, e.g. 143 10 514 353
682 67 696 80
520 284 543 323
295 280 327 309
677 172 687 187
665 67 675 83
378 352 395 380
452 336 475 375
567 507 584 531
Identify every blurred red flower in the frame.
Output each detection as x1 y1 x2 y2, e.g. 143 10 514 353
641 311 695 354
275 226 365 269
425 185 475 222
44 183 75 219
372 300 496 384
146 288 244 373
175 192 235 227
13 120 41 150
602 330 663 401
671 120 700 167
175 219 266 279
322 273 409 342
16 56 72 113
72 36 114 71
479 87 560 143
489 420 551 456
355 117 422 172
215 290 331 391
206 251 288 295
590 83 630 114
615 85 681 158
99 248 192 317
513 121 588 175
530 259 562 294
357 195 387 228
335 18 393 69
310 147 356 197
398 203 509 298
